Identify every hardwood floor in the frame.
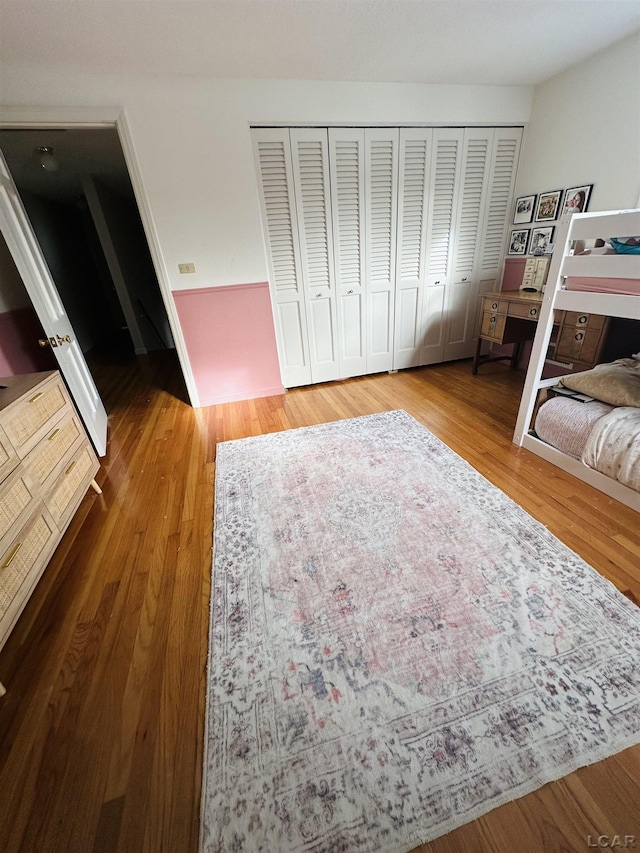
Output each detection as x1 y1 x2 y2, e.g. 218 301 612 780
0 351 638 853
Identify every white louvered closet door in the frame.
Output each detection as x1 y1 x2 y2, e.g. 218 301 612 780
289 129 340 384
364 129 399 374
443 128 494 361
252 128 311 388
419 129 464 365
329 128 367 378
475 127 523 299
393 128 432 369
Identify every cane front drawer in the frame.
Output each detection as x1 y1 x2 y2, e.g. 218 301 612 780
24 410 86 494
0 507 57 648
0 425 18 483
47 444 98 528
3 373 70 459
0 467 40 548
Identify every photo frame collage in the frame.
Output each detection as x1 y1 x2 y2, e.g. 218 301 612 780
509 184 593 256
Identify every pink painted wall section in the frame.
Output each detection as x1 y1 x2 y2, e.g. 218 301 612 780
173 282 285 407
0 307 57 378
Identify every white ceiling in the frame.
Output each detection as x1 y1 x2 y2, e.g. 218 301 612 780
0 0 639 87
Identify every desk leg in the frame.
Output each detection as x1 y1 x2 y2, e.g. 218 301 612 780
472 337 483 375
510 341 522 369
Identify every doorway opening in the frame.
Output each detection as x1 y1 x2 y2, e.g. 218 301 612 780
0 126 188 415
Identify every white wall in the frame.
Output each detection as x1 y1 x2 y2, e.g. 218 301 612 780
515 30 640 211
0 70 532 294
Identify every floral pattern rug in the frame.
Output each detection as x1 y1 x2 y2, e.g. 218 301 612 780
201 410 640 853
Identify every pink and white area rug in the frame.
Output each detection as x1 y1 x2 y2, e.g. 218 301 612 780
202 410 640 853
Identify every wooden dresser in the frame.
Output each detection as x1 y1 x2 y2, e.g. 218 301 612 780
0 371 101 696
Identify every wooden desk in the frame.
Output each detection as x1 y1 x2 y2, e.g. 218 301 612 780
472 290 542 374
472 290 611 374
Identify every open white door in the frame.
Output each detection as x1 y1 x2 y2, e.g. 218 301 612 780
0 151 108 456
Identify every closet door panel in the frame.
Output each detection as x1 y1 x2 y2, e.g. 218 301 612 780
477 127 523 294
329 129 367 377
370 291 393 361
394 129 432 368
444 129 493 361
277 302 307 369
420 129 464 365
341 293 365 361
365 129 398 373
421 285 447 359
396 288 420 355
290 128 340 384
253 129 311 387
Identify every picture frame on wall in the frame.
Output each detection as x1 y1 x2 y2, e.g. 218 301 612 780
513 194 536 224
530 226 555 255
561 184 593 216
508 229 529 255
534 190 562 222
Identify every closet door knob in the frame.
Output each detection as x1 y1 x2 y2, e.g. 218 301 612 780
316 293 322 298
347 289 354 294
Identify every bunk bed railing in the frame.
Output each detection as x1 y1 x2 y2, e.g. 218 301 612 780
513 208 640 446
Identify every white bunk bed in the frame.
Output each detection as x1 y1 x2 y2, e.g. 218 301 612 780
513 208 640 512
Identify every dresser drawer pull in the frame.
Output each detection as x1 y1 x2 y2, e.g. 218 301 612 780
578 315 588 324
2 542 22 569
29 392 44 403
48 428 61 441
491 301 498 310
65 460 77 476
574 332 584 341
489 316 497 325
529 308 538 317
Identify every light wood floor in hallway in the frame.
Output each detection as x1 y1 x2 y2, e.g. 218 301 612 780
0 351 638 853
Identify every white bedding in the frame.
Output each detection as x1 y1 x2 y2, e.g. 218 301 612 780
582 406 640 492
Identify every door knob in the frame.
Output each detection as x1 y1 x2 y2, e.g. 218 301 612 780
39 335 71 348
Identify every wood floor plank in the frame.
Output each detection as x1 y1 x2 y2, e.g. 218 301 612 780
0 351 638 853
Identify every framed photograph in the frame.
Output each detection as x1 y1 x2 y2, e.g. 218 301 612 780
530 226 554 255
513 194 536 224
561 184 593 216
535 190 562 222
508 228 529 255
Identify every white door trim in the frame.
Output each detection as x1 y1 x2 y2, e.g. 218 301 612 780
0 104 200 407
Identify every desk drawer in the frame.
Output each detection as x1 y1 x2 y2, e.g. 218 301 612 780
482 297 508 314
508 302 541 320
563 311 606 331
481 311 506 341
556 327 603 364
